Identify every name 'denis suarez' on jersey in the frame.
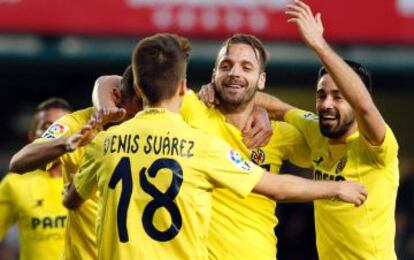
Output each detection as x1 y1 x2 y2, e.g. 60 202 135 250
103 134 195 158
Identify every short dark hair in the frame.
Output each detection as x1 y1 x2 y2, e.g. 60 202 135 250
36 97 72 112
31 97 72 134
120 65 135 101
216 33 269 71
132 33 191 104
318 60 372 93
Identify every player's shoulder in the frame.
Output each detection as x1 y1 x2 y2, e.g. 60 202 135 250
1 169 45 185
51 107 94 132
183 89 201 103
63 107 95 125
271 120 298 132
1 173 20 184
269 120 304 142
38 107 94 140
383 124 398 145
181 89 209 119
358 123 399 162
289 110 320 131
285 109 318 123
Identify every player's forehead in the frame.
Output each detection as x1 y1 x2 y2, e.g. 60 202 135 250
217 43 260 66
316 74 341 94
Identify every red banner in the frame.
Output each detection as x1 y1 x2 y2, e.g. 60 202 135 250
0 0 414 44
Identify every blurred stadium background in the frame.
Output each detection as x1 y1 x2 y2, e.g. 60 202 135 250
0 0 413 259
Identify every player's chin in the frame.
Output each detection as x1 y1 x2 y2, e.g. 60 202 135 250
221 94 243 105
319 124 339 138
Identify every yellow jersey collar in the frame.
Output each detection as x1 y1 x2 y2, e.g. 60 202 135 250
345 131 359 143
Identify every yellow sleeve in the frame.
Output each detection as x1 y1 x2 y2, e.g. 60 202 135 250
73 141 99 200
278 122 312 168
180 90 209 123
33 108 93 169
0 175 17 240
361 125 398 167
284 108 318 131
203 136 264 198
284 108 320 144
38 113 80 141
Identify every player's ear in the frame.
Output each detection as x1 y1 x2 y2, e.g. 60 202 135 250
178 78 187 97
257 72 266 91
27 130 36 142
112 87 122 106
133 84 143 99
211 69 216 82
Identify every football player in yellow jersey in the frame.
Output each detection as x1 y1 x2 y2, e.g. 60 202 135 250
182 34 314 259
246 1 399 259
9 66 143 260
63 33 367 260
0 97 71 260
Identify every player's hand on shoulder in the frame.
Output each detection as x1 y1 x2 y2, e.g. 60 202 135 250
242 106 273 149
336 181 368 207
65 123 98 152
92 107 127 126
197 82 219 107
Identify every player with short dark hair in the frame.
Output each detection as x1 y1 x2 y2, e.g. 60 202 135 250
249 1 399 259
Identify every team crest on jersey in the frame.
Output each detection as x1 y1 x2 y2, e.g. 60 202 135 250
336 156 348 174
251 148 266 165
303 112 319 121
228 149 252 171
41 123 69 139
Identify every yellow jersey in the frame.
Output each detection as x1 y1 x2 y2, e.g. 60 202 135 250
36 107 98 260
285 108 399 260
73 108 264 260
180 91 311 259
0 170 67 260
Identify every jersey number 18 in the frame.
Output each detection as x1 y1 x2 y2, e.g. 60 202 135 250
109 157 184 243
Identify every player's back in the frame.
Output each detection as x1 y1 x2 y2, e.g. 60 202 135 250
78 108 263 260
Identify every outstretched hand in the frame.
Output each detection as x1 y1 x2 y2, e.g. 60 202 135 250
286 0 326 50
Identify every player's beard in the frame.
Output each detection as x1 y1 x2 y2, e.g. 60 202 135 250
215 77 258 112
319 110 355 139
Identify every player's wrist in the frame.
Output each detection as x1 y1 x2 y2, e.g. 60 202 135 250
331 182 343 199
62 137 75 153
312 38 329 54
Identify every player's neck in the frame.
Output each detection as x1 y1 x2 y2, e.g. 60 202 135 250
328 122 358 144
147 97 181 114
47 163 62 178
219 101 255 131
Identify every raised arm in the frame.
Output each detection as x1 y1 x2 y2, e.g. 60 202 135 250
9 124 95 173
286 0 385 145
254 92 296 121
254 172 367 206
